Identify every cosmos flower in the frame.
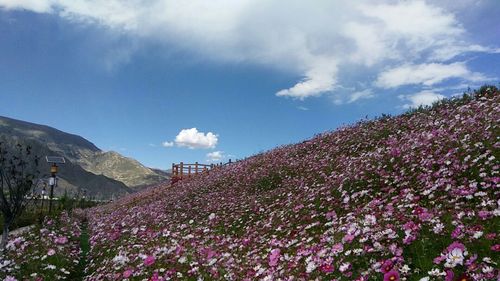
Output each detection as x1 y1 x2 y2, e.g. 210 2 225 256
383 269 400 281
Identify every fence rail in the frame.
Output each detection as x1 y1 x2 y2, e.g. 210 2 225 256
171 160 234 184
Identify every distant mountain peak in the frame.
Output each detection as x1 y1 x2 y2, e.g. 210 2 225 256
0 115 169 198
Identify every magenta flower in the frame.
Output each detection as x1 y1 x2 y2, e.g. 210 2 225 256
491 244 500 252
383 269 399 281
445 269 454 281
268 248 281 267
414 207 432 221
446 241 466 252
477 210 490 220
144 255 155 267
381 259 393 273
320 263 334 273
123 269 133 278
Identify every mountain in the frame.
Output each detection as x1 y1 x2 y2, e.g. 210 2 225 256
0 116 169 198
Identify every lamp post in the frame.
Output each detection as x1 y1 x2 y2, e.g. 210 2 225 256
48 164 58 214
41 183 46 213
45 156 65 215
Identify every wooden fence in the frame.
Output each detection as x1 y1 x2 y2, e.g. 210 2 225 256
171 160 234 184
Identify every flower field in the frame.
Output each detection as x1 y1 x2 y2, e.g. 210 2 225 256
83 87 499 280
2 86 500 280
0 211 83 280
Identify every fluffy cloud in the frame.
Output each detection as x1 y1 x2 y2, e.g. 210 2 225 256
1 0 497 99
206 151 224 162
161 141 174 147
173 128 218 149
399 91 446 109
375 62 488 89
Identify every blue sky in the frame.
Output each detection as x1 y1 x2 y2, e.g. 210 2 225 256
0 0 499 170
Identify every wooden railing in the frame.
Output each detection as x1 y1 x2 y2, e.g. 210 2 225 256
171 160 234 184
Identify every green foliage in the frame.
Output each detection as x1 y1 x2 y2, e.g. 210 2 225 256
254 172 282 192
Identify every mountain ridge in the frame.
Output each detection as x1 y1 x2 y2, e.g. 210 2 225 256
0 115 169 198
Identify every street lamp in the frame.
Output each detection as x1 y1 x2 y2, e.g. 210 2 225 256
45 156 65 214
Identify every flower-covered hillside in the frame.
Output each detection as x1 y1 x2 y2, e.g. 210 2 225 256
86 87 499 280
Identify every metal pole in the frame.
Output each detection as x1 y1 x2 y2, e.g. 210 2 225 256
49 177 54 214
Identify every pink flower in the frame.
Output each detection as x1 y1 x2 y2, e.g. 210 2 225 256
343 234 355 243
477 210 490 220
268 248 280 267
144 255 155 267
320 264 334 273
54 236 68 245
446 241 466 252
434 255 446 264
491 244 500 252
325 211 337 220
332 243 344 255
414 207 432 221
445 269 454 281
123 269 133 278
47 248 56 256
381 260 393 273
150 272 160 281
383 269 400 281
451 226 463 239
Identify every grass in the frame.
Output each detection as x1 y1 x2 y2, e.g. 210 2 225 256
68 222 90 280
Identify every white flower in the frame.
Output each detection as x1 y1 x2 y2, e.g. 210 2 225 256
306 261 316 273
112 253 129 266
178 256 187 264
445 248 464 268
433 223 444 234
419 277 430 281
363 214 377 226
339 262 350 272
208 213 216 220
482 266 494 273
428 268 445 276
400 264 411 274
473 231 483 239
45 264 56 270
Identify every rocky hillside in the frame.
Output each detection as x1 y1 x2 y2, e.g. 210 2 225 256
0 116 169 197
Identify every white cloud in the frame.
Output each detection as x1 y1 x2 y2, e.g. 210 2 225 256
430 44 500 61
400 91 446 109
348 89 374 103
206 151 224 162
0 0 497 99
375 62 488 89
276 60 338 99
174 128 218 149
161 141 174 148
0 0 52 13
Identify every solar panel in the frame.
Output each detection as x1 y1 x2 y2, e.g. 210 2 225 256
45 156 66 164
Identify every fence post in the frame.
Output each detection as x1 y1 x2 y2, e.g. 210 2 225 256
188 165 191 177
172 163 175 177
180 162 184 178
195 162 198 174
